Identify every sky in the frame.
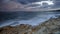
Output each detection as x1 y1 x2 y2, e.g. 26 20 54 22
0 0 60 11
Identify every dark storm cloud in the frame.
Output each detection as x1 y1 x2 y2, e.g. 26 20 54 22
17 0 41 4
0 0 25 10
53 0 60 8
0 0 60 11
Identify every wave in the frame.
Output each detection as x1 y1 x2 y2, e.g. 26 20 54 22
0 11 60 27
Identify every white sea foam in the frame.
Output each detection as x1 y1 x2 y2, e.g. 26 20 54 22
0 12 60 27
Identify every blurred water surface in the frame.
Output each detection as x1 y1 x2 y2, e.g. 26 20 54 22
0 11 60 27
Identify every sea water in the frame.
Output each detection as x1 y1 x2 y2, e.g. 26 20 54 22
0 11 60 27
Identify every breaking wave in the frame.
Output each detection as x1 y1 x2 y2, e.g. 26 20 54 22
0 11 60 27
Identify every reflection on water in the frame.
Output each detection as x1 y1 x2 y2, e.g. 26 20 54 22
0 11 60 27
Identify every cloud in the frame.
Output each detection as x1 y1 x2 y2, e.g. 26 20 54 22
0 0 24 10
0 0 60 11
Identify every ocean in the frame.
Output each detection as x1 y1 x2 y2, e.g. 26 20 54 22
0 11 60 27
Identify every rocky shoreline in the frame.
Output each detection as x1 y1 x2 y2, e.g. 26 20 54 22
0 17 60 34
